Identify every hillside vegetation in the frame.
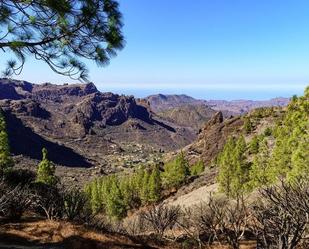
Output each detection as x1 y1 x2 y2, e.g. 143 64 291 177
217 87 309 197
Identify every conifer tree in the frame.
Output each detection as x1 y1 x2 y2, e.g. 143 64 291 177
177 151 191 179
249 139 275 189
148 166 162 203
232 135 249 197
105 177 126 219
217 136 249 198
287 135 309 181
271 87 309 177
141 170 150 204
0 110 13 173
0 0 124 81
119 176 136 209
88 179 104 213
217 137 235 196
163 151 190 188
249 135 260 154
135 166 146 189
36 148 57 186
243 117 253 134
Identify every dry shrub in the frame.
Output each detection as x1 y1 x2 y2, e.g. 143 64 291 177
140 204 181 239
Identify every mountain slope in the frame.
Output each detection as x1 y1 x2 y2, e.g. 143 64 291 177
145 94 197 112
162 109 286 209
157 104 216 130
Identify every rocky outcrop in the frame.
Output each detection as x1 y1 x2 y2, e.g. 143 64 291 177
0 99 50 119
200 111 223 128
0 79 153 136
74 93 152 129
185 111 243 165
31 82 98 101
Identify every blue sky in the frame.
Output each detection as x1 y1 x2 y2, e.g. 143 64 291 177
2 0 309 99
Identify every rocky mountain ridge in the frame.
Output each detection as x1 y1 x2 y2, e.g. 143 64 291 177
0 79 196 178
145 93 290 115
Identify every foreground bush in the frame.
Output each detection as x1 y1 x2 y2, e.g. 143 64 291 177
140 204 181 239
32 183 63 220
0 181 34 220
251 179 309 249
62 187 90 221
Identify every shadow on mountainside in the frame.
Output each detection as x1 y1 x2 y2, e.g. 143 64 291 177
152 119 176 132
5 113 92 168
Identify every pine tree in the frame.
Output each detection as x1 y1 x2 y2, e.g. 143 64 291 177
232 135 249 197
36 148 57 186
177 151 191 180
141 170 150 204
105 177 126 219
243 117 253 134
249 135 260 154
148 166 162 203
249 139 276 189
287 134 309 181
119 176 136 209
0 110 13 173
0 0 124 81
217 136 250 198
217 137 236 197
86 179 102 213
163 151 190 188
270 87 309 177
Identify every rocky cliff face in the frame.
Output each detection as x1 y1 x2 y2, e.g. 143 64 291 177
0 79 152 137
184 111 244 165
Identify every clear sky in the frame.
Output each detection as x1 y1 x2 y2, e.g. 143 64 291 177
2 0 309 99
